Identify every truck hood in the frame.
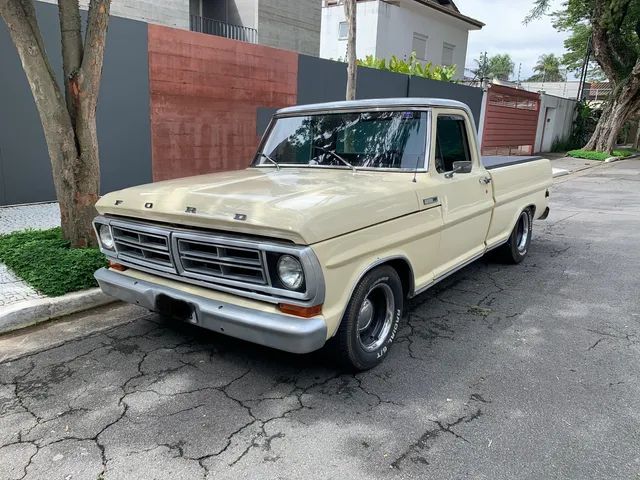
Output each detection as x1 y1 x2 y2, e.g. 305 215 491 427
96 168 420 244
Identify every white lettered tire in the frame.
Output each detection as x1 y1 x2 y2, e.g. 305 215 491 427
331 265 403 371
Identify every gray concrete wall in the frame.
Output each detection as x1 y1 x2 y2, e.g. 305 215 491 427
39 0 189 28
0 1 152 206
258 0 321 56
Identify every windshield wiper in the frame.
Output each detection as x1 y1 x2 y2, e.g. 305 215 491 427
313 145 356 172
256 152 280 170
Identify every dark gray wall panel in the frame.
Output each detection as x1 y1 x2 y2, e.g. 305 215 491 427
297 55 347 105
408 77 483 128
296 54 483 129
356 67 408 99
0 1 151 206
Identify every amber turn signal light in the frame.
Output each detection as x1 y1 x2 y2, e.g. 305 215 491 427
278 303 322 318
108 261 127 272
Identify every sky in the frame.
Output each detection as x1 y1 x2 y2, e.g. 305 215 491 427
456 0 573 80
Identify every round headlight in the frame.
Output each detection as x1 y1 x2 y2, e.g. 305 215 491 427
99 224 114 250
277 255 304 290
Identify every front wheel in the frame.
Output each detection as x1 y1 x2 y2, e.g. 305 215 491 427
331 266 403 371
498 208 533 264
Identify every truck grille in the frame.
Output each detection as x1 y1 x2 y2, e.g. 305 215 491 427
176 237 267 285
111 225 174 272
96 215 323 305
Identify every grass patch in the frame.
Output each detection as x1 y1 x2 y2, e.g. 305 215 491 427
0 227 107 297
567 148 635 161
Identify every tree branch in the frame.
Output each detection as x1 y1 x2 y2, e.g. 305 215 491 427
58 0 83 125
591 0 625 84
80 0 110 113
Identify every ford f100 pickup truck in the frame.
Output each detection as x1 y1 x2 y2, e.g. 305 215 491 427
93 98 552 370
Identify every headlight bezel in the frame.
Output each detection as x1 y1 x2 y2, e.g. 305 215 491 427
98 224 115 250
276 254 305 291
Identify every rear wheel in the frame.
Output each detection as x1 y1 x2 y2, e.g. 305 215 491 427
498 208 532 263
331 266 403 371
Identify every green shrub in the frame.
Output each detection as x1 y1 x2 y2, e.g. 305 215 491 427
0 227 107 297
357 52 457 82
566 149 635 161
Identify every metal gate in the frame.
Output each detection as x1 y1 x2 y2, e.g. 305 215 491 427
481 84 541 155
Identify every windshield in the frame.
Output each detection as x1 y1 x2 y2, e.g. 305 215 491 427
252 110 428 170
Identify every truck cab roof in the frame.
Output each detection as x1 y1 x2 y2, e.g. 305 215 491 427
276 98 474 118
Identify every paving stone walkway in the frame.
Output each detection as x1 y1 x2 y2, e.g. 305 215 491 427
0 203 60 307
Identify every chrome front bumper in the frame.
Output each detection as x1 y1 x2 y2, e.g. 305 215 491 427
94 268 327 354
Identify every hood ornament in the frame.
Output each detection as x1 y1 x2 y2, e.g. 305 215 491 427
185 206 197 214
234 213 247 221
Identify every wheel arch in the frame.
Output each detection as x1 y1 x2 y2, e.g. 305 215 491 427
332 255 415 334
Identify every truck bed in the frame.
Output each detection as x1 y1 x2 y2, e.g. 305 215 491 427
482 155 544 170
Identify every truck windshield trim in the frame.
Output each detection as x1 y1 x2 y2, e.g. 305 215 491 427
253 110 430 171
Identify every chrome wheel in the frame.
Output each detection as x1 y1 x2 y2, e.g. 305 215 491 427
357 283 395 352
515 211 530 253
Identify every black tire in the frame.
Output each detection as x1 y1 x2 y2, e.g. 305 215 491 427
331 265 404 371
497 208 533 264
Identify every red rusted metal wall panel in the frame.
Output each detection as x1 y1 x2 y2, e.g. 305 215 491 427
148 24 298 181
481 84 541 156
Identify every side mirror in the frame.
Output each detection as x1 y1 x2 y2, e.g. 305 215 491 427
444 161 472 178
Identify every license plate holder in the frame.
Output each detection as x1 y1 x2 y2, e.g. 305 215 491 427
157 295 198 324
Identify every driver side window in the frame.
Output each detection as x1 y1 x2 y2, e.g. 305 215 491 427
435 114 471 174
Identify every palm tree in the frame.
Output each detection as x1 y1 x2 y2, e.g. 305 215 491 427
528 54 565 82
487 54 515 81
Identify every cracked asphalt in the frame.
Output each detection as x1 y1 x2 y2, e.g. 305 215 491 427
1 159 639 480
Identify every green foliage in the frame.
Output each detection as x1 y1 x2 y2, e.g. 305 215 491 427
357 52 457 81
470 53 515 81
567 148 635 160
526 0 640 81
0 228 107 297
527 53 566 81
487 54 515 81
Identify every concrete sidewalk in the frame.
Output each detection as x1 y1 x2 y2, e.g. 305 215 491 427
0 203 60 308
544 153 602 177
0 202 114 333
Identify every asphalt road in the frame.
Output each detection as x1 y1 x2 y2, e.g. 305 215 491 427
1 160 639 480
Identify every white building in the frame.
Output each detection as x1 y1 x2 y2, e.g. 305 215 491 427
320 0 483 79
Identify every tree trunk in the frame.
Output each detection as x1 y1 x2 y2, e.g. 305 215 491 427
0 0 110 247
584 65 640 153
344 0 357 100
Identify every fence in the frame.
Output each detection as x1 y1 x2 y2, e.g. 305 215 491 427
189 15 258 44
481 84 541 156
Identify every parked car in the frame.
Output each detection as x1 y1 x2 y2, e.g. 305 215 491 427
93 98 552 370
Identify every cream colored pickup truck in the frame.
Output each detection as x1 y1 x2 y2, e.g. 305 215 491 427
93 98 551 370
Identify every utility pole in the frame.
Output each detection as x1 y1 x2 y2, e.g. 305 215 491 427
344 0 357 100
577 34 592 101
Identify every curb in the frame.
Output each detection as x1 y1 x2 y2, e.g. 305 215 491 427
605 153 640 163
0 288 116 334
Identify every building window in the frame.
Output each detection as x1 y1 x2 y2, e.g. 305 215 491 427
338 21 348 40
442 42 455 66
412 33 428 60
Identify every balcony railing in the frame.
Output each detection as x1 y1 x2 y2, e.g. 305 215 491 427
190 15 258 44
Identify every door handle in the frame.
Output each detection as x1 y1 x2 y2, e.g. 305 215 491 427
479 176 492 185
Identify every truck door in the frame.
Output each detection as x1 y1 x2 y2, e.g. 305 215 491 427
430 110 493 279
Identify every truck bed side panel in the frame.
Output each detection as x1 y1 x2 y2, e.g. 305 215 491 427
485 159 552 248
